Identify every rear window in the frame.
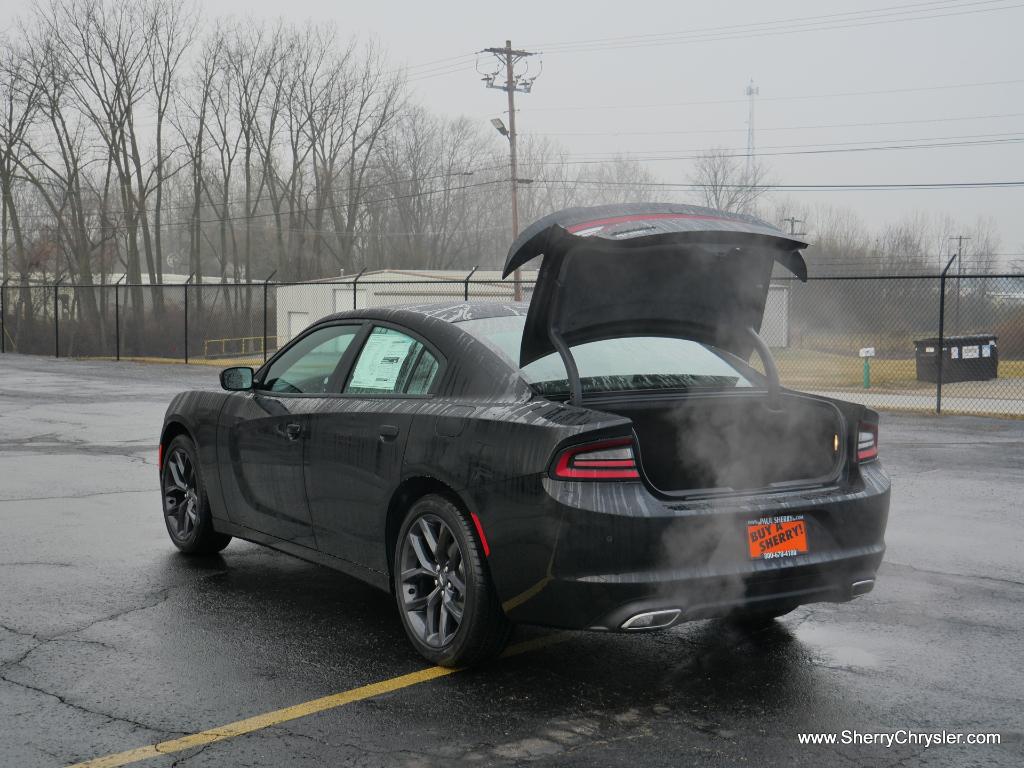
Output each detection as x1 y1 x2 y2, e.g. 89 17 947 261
458 315 753 396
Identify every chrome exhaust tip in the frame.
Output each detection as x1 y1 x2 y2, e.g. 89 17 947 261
850 579 875 597
620 609 681 631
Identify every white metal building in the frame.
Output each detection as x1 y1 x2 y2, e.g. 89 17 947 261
274 269 790 348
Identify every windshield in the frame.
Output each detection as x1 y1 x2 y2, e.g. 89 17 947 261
458 315 755 396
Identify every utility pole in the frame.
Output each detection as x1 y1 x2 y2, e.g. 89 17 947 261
949 234 969 331
782 217 806 237
481 40 539 301
745 79 759 178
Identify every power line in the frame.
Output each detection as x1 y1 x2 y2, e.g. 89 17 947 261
518 78 1024 113
13 179 508 232
528 0 1005 50
402 2 1024 85
407 62 479 83
528 0 1023 55
11 165 511 221
387 53 476 75
524 111 1024 138
533 179 1024 191
515 132 1024 165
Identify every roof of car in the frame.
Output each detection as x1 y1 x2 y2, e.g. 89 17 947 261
320 301 528 327
309 301 533 399
398 301 528 322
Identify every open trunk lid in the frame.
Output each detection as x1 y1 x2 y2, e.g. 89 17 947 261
502 204 808 385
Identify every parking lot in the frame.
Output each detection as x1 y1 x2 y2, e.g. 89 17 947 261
1 353 1021 767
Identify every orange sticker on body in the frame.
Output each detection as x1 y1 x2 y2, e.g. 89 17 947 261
747 515 808 559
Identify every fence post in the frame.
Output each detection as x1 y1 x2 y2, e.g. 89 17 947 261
263 270 277 363
1 279 7 354
183 273 194 365
53 279 62 358
114 275 125 361
936 253 959 414
351 267 366 310
463 265 478 301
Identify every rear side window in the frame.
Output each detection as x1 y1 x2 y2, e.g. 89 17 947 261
457 315 752 396
345 326 440 395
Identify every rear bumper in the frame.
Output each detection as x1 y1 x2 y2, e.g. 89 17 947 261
472 462 890 631
552 551 883 631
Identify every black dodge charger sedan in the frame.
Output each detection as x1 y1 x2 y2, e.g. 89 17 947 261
159 203 890 666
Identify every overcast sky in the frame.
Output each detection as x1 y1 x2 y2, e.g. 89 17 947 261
3 0 1022 266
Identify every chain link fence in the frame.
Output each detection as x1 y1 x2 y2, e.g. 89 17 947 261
2 273 1022 417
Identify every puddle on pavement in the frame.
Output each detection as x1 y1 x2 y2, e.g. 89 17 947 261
793 621 880 669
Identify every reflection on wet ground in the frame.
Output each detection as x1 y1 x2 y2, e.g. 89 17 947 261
1 355 1022 767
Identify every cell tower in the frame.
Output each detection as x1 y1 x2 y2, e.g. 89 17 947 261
745 79 759 177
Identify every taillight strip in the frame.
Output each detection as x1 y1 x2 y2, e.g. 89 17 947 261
857 422 879 462
553 437 640 480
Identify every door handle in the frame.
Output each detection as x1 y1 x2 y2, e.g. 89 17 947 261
284 422 303 440
379 424 400 441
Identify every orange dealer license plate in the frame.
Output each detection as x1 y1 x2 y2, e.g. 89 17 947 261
747 515 808 560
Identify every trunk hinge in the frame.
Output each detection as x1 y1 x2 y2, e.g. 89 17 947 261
549 325 583 406
547 281 584 406
747 326 782 411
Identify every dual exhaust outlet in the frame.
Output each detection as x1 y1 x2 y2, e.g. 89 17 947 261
619 578 875 631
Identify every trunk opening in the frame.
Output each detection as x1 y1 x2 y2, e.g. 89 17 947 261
593 391 845 497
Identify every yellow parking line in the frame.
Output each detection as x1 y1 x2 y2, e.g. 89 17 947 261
66 633 566 768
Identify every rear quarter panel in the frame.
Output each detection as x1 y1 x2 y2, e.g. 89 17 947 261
401 396 632 610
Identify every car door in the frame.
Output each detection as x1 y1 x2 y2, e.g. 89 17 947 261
218 322 363 548
304 323 443 572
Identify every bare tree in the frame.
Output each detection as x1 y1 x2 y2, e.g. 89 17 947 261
0 37 40 286
147 0 197 284
689 147 772 215
172 25 221 295
329 41 405 274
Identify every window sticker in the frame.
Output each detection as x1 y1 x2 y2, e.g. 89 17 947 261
962 345 980 359
349 328 418 391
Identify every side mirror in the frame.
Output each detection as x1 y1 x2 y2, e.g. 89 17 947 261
220 366 254 392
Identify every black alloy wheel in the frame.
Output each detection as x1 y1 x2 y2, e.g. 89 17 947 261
164 447 200 541
160 435 231 555
400 514 468 648
394 495 511 667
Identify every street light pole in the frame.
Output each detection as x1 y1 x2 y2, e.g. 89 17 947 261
481 40 539 302
505 45 521 300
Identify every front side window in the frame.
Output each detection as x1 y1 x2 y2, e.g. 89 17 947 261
261 324 360 394
345 326 440 395
458 314 754 396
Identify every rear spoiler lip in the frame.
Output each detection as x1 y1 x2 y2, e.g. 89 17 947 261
502 224 809 280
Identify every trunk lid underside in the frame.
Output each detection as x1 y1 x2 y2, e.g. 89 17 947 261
502 203 808 370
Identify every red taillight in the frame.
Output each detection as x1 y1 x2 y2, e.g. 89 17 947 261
553 437 640 480
857 422 879 462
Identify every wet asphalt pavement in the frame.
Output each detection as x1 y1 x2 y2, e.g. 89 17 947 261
1 353 1021 768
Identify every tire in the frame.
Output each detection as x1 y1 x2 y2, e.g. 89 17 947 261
394 494 511 667
160 435 232 555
